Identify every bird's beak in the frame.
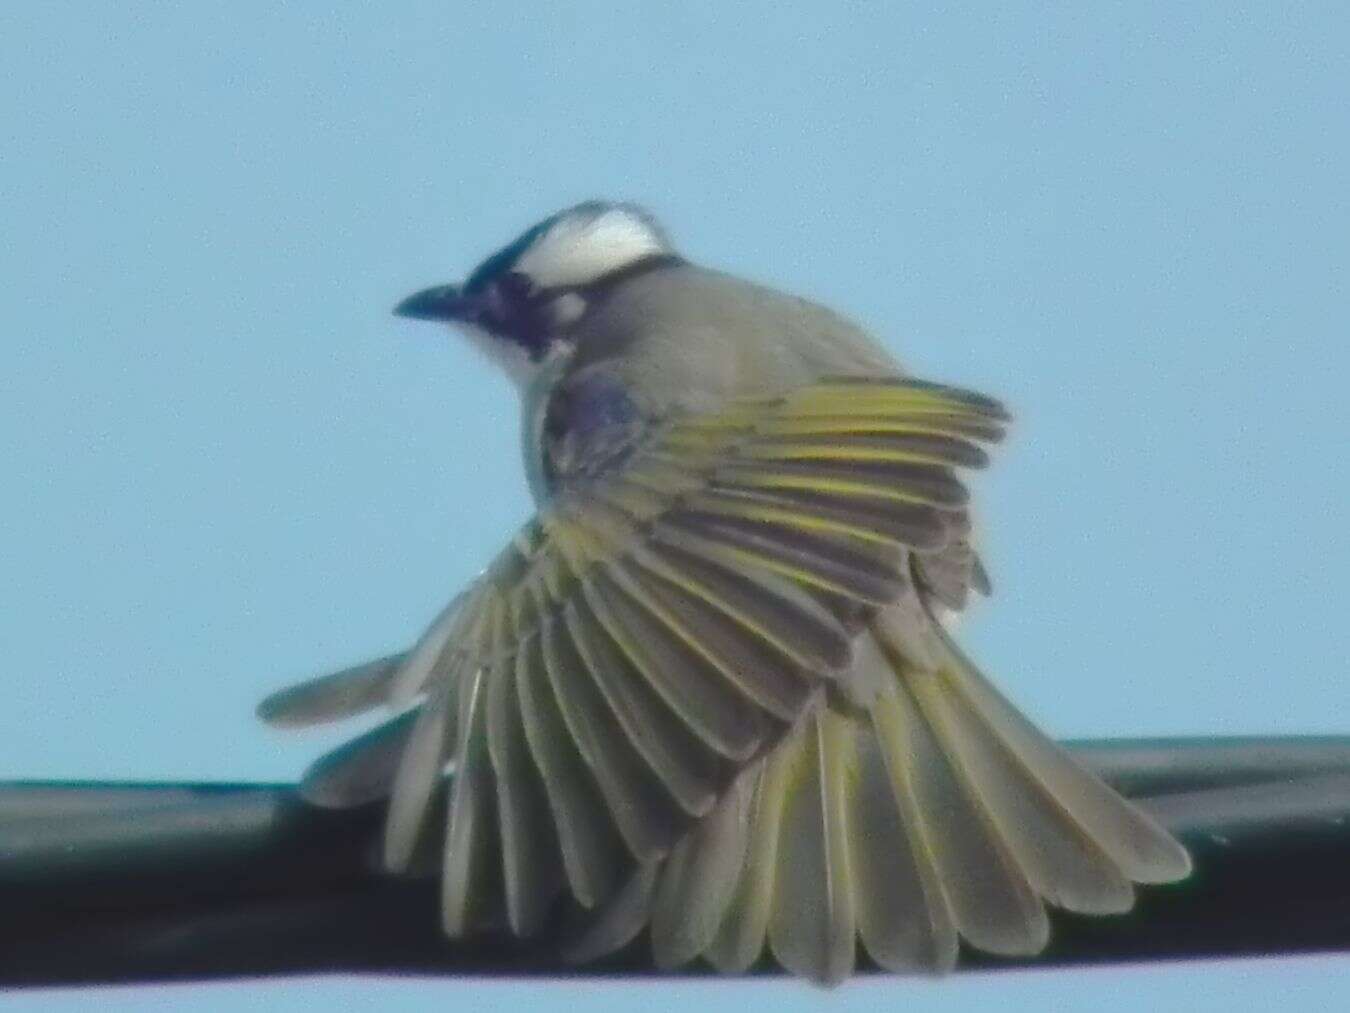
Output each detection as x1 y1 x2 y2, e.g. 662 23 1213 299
393 283 472 322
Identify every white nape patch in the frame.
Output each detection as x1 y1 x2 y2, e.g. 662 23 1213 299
515 205 669 289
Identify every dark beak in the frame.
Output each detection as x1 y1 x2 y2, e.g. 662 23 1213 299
393 283 471 322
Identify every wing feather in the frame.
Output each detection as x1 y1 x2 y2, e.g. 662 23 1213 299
267 378 1009 939
538 607 687 860
382 682 456 872
514 634 624 907
686 485 950 550
607 558 814 719
485 656 565 935
742 432 989 468
299 710 415 808
635 532 852 671
441 665 499 935
714 458 970 509
257 653 406 728
581 569 768 760
659 511 907 604
749 413 1006 443
563 593 723 815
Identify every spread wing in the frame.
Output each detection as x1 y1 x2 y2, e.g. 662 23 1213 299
259 377 1009 935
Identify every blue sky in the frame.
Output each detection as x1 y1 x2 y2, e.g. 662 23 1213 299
3 2 1347 1008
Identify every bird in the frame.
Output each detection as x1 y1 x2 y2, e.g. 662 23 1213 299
258 200 1191 985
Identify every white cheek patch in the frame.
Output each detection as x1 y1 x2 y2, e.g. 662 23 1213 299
516 206 668 289
550 292 587 327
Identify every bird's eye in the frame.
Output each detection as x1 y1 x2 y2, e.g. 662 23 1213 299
498 271 534 301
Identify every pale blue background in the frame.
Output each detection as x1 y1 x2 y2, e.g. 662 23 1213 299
3 2 1347 1009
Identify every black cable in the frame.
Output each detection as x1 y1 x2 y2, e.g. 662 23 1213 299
3 736 1350 987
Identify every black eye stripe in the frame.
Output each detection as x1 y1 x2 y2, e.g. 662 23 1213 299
499 271 535 299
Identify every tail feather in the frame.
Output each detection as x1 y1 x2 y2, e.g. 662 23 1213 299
767 709 858 983
933 625 1192 884
280 608 1190 984
650 766 754 968
562 866 659 965
589 612 1191 984
848 685 957 973
876 670 1050 956
702 742 793 973
930 670 1135 914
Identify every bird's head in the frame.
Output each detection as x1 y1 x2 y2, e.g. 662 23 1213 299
395 201 679 385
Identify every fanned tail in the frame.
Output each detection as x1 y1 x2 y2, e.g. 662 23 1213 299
582 607 1190 984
